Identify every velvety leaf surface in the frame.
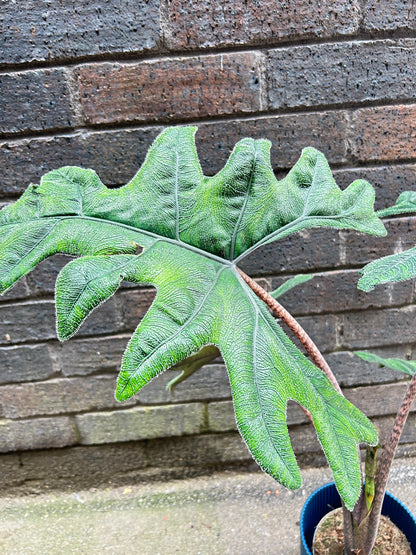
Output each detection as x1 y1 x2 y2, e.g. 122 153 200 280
359 191 416 291
0 126 384 509
355 351 416 376
377 191 416 218
358 247 416 291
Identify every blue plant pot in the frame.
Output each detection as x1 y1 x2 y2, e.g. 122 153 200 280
300 483 416 554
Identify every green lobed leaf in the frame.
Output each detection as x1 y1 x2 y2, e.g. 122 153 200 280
359 190 416 291
355 351 416 376
377 191 416 218
114 240 377 508
270 274 314 299
0 126 384 509
358 247 416 291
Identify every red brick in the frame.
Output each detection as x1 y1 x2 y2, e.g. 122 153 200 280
166 0 360 49
75 53 263 125
350 105 416 162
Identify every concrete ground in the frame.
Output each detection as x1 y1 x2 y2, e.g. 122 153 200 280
0 458 415 555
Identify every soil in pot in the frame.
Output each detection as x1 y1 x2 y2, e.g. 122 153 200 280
313 507 411 555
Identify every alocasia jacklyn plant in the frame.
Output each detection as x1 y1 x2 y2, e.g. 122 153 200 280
1 126 414 553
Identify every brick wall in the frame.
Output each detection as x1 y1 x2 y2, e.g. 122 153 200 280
1 1 416 492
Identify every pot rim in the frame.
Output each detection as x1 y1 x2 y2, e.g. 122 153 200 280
300 482 416 555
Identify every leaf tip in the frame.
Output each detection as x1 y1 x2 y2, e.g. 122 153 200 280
356 275 375 292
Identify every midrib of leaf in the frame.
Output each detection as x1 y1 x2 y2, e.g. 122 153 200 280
243 277 294 476
174 152 180 241
233 214 337 263
3 219 60 273
118 265 227 398
230 144 257 261
236 269 356 491
2 214 233 267
64 258 135 318
301 159 321 217
56 168 83 214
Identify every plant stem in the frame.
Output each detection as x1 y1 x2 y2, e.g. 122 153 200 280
237 268 343 395
363 371 416 553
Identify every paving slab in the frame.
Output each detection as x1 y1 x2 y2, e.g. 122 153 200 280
0 457 415 554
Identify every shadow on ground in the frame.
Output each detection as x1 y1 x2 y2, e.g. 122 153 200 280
0 458 415 554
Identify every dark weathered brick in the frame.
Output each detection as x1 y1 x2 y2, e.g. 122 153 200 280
196 111 348 175
0 297 120 346
271 269 413 316
363 0 416 33
295 314 338 353
75 403 205 445
207 401 236 432
350 105 416 162
327 345 414 387
0 301 56 345
138 364 230 404
268 40 416 109
207 399 310 431
0 344 55 385
26 255 71 296
375 414 416 446
0 416 77 453
166 0 360 49
342 217 416 266
58 335 129 376
146 432 250 469
0 0 162 66
118 289 156 331
239 228 342 276
340 305 416 349
3 434 250 493
14 444 147 492
290 414 416 455
0 69 74 135
0 375 135 419
26 255 139 297
345 382 414 418
333 165 416 211
0 127 162 196
75 53 263 125
72 296 121 338
0 278 29 301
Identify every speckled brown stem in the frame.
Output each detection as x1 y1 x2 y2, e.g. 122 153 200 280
361 371 416 553
237 268 343 395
